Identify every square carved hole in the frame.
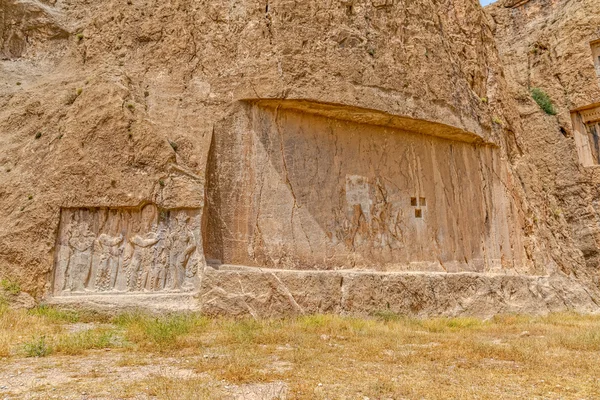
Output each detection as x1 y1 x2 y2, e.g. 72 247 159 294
415 209 423 218
411 197 418 206
420 197 426 206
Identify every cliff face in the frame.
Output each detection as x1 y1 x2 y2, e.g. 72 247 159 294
0 0 598 316
486 0 600 287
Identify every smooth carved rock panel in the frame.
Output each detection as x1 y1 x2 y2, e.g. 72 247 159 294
52 205 203 296
205 103 531 274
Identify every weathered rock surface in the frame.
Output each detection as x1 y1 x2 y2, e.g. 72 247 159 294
0 0 69 59
1 0 600 316
0 287 35 310
486 0 600 287
199 267 600 318
206 101 528 273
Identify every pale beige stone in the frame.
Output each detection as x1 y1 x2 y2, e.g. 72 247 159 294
206 101 529 274
196 267 600 318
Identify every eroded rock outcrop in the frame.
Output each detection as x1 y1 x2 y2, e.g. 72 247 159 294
0 0 68 59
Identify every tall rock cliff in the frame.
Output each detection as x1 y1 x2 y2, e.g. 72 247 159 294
487 0 600 288
0 0 598 316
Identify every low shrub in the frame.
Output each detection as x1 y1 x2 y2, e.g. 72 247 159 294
114 312 206 350
23 336 52 357
530 87 557 115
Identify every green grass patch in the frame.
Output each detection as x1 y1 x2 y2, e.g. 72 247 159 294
223 318 264 344
530 87 557 115
1 278 21 295
54 328 121 355
417 317 484 333
23 336 52 357
372 310 413 323
28 305 81 323
114 312 207 350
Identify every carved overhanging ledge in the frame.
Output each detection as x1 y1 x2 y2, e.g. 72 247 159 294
572 102 600 120
210 264 547 277
241 99 494 146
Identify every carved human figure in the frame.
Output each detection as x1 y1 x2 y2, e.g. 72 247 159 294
147 222 168 291
55 220 75 294
166 213 197 291
94 232 124 291
125 225 159 291
64 222 96 292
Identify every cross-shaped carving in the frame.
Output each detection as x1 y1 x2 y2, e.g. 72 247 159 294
410 197 427 218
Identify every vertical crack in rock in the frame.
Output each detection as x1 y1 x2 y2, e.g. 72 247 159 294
253 161 266 262
272 106 313 258
236 274 260 319
270 272 305 314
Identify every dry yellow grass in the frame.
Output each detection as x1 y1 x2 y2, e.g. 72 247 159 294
1 306 600 399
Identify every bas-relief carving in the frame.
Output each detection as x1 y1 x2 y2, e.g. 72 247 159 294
53 206 204 296
206 105 529 274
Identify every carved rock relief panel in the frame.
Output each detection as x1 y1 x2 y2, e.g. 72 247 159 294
52 205 204 296
205 103 531 274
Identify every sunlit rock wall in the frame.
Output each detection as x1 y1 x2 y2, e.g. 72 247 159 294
205 102 530 274
486 0 600 283
2 0 598 315
0 0 514 296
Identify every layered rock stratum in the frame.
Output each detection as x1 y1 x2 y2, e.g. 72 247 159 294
1 0 599 316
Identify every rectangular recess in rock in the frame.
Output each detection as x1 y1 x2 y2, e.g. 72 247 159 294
571 103 600 166
204 100 529 274
51 205 204 296
591 39 600 80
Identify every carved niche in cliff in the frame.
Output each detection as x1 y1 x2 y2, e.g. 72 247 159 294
204 100 529 274
571 103 600 167
591 39 600 80
52 205 203 296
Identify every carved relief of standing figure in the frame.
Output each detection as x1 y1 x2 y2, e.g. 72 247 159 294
147 222 168 291
64 222 96 292
167 213 197 291
94 232 124 291
125 225 159 291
